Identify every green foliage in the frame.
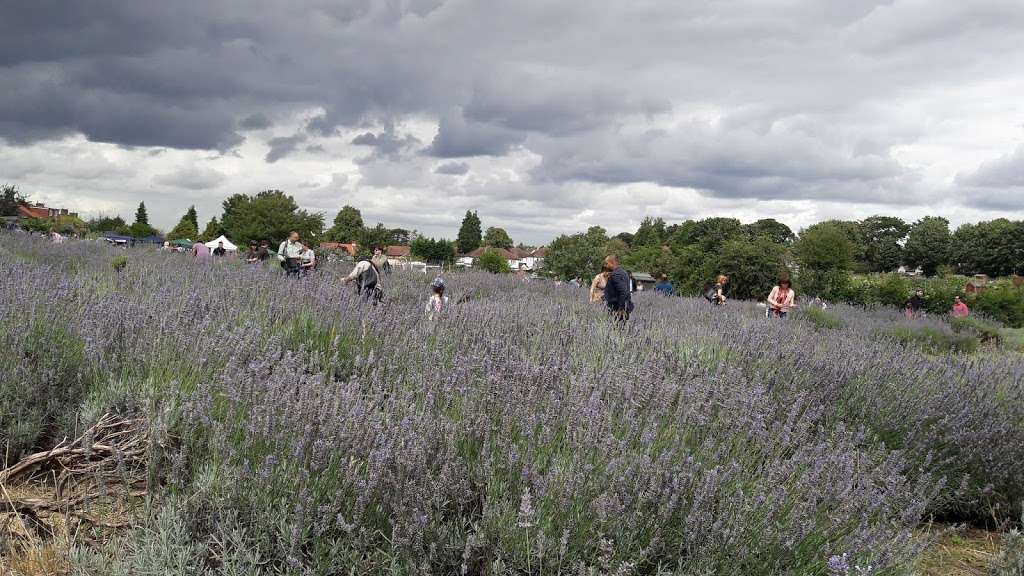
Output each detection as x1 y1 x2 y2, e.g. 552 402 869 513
951 218 1024 277
166 208 198 242
87 215 129 234
111 255 128 272
0 183 28 217
632 216 667 247
355 223 396 253
543 228 609 280
199 216 224 242
134 202 149 225
795 220 854 272
22 214 89 236
859 215 909 273
326 205 364 242
184 205 198 230
971 283 1024 328
744 218 795 245
476 249 511 273
797 306 844 330
991 520 1024 576
220 190 324 246
410 236 455 263
620 245 673 277
128 221 159 238
482 226 514 249
456 210 482 253
904 216 951 276
670 217 744 251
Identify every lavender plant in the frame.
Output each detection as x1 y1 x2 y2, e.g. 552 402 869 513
1 233 1021 574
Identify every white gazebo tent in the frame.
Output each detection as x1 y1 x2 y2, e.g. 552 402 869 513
204 235 238 252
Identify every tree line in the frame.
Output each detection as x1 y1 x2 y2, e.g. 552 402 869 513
544 215 1024 301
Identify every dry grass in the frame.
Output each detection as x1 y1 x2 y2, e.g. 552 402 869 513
916 525 1004 576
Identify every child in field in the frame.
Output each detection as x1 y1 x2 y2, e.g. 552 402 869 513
426 277 448 319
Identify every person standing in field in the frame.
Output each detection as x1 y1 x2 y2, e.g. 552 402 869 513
257 240 271 261
246 242 260 263
213 241 227 257
766 276 795 318
654 274 673 296
191 240 210 261
425 277 449 319
300 241 316 275
705 275 728 305
951 295 970 318
908 288 925 318
602 255 633 322
277 231 304 278
590 266 610 303
343 255 384 304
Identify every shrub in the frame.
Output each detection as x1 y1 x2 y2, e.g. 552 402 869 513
949 316 1003 345
883 324 979 355
476 249 511 273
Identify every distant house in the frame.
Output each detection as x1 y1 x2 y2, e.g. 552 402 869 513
18 204 78 220
459 246 547 271
319 242 358 256
632 272 657 290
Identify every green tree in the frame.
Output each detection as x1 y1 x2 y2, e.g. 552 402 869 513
476 249 511 273
86 216 129 235
951 219 1023 277
795 221 854 272
456 210 482 253
327 205 364 242
134 202 149 225
544 228 609 280
184 205 199 230
220 190 324 246
632 217 667 247
355 223 395 253
671 217 743 251
167 208 200 241
744 218 795 245
410 236 456 263
0 184 28 217
904 216 951 277
482 226 514 249
795 221 855 297
858 216 908 273
128 221 158 238
712 239 790 300
199 217 224 242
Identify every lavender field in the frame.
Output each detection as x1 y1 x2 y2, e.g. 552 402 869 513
2 233 1023 575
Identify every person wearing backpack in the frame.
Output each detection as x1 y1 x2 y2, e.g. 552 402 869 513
602 255 633 322
704 275 728 305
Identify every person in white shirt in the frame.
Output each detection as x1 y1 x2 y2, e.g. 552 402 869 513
277 231 304 277
300 242 316 274
425 277 449 319
343 257 383 303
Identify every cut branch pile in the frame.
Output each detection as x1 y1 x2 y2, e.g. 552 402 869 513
1 413 150 548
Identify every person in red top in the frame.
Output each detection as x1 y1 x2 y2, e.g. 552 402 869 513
951 295 970 318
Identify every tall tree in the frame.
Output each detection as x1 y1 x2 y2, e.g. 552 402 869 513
544 227 609 280
86 216 129 235
482 226 514 249
134 202 149 225
632 217 667 247
859 216 909 273
327 205 364 242
184 205 199 230
456 210 482 253
794 221 854 271
0 184 28 217
199 217 224 242
904 216 951 276
220 190 324 246
166 208 200 241
410 236 456 263
671 217 743 251
951 219 1023 276
744 218 795 245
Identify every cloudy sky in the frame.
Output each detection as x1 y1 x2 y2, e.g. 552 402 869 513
2 0 1024 243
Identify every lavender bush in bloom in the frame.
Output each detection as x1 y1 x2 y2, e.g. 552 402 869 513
2 233 1021 574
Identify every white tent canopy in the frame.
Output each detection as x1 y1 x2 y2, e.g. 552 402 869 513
204 235 238 251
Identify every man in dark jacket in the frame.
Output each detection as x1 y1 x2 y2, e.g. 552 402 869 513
602 255 633 321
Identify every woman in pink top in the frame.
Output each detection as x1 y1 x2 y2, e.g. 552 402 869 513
951 295 970 318
767 276 795 319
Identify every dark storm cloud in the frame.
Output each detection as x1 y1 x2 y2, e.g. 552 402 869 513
954 146 1024 210
265 134 306 163
3 0 1024 219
